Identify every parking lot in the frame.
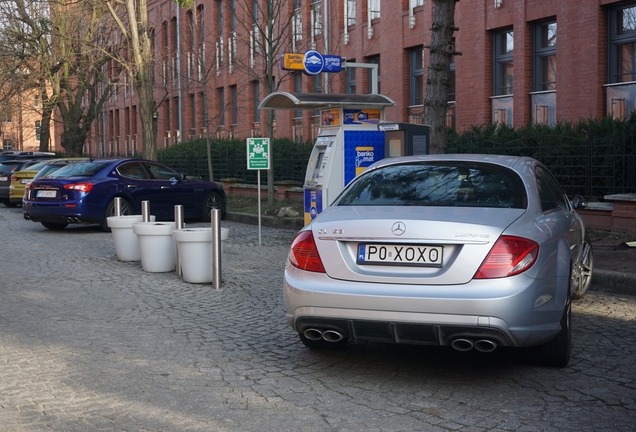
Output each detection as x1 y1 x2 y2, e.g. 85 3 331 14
1 205 635 431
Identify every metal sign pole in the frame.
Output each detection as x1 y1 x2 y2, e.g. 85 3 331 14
257 169 262 246
211 209 222 289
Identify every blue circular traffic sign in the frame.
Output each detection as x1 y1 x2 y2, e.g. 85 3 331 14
303 50 324 75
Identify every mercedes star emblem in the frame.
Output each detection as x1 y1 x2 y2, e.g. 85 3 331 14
391 222 406 236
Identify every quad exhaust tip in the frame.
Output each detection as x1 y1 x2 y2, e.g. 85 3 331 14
303 328 345 343
451 338 497 353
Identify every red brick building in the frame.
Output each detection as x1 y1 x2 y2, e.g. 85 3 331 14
64 0 636 156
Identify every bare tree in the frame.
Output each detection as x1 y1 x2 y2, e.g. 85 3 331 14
0 0 116 155
231 0 298 205
104 0 194 161
424 0 459 154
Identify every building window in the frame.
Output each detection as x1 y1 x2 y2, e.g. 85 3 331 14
35 121 41 142
230 85 237 126
411 0 424 6
295 73 303 119
190 94 196 131
366 55 380 94
410 47 424 106
346 0 356 27
532 20 556 127
312 1 322 37
293 0 302 49
494 29 514 95
534 20 556 92
253 81 260 123
607 4 636 120
492 28 513 127
346 64 356 94
369 0 380 20
218 87 225 126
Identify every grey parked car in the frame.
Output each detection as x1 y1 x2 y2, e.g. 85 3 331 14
283 154 594 367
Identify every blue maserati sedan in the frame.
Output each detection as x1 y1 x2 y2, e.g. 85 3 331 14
23 158 225 231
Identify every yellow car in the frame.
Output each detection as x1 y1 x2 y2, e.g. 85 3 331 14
9 158 88 205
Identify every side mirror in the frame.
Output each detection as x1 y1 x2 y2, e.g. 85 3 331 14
571 194 587 210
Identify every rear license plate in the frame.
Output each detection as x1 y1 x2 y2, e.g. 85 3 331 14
36 190 57 198
20 179 30 184
0 176 7 181
357 243 443 267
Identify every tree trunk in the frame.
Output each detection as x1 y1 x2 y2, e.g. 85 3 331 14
424 0 458 154
61 123 89 156
138 66 157 161
39 108 52 152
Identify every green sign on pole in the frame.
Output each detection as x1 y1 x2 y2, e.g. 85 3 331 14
247 138 270 170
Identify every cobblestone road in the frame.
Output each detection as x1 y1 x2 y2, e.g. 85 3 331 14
1 206 635 431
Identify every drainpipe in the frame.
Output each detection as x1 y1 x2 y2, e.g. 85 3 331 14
176 2 182 143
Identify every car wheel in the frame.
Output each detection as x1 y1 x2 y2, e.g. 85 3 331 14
41 222 69 230
201 192 224 222
525 301 571 367
572 240 593 300
2 199 18 208
100 198 132 232
298 332 349 350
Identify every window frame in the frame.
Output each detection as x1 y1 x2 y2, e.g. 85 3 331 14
533 20 557 92
409 47 424 106
494 28 514 96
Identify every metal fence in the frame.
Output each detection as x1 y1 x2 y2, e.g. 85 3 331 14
156 130 635 199
447 129 636 198
158 138 313 185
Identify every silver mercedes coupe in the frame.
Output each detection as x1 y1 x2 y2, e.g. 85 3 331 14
283 154 594 367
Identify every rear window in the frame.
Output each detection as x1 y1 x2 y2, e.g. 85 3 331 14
48 161 109 177
336 161 527 209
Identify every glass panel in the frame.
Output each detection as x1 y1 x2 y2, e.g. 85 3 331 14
617 42 636 82
541 22 557 48
336 162 527 209
606 83 636 120
492 96 513 127
619 6 636 35
531 92 556 127
541 54 557 90
499 31 514 55
498 61 514 94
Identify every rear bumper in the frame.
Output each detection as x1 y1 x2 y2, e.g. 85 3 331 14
283 266 569 348
22 201 101 224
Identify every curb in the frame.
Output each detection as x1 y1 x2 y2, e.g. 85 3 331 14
225 212 636 297
591 270 636 296
225 212 304 230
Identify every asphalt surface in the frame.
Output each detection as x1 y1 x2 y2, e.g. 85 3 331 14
1 207 635 431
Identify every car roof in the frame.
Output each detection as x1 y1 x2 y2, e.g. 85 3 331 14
365 154 538 172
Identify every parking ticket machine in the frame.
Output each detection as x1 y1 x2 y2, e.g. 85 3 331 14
257 92 429 225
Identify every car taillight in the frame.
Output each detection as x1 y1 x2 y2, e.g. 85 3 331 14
64 182 94 192
288 230 326 273
474 236 539 279
10 174 17 182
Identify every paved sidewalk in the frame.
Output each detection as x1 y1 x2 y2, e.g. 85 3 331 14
1 207 634 431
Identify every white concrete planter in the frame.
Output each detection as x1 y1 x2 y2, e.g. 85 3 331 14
107 215 155 262
132 221 176 272
172 227 229 283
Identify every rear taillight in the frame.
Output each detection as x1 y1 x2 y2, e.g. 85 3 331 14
288 230 326 273
64 182 94 193
10 174 17 182
474 236 539 279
